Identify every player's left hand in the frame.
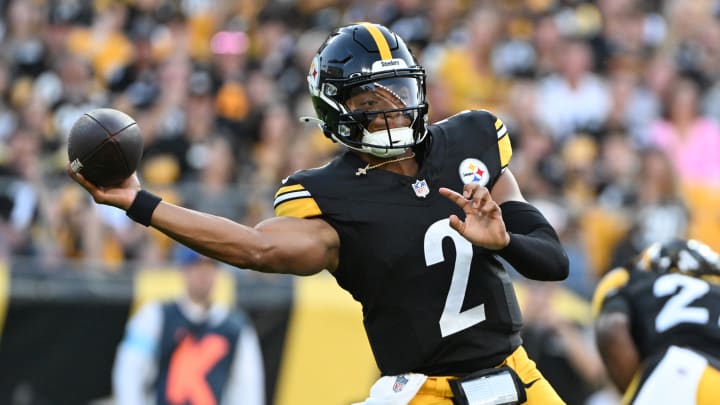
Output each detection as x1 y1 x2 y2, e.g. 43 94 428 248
439 183 510 250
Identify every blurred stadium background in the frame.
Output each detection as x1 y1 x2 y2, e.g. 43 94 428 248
1 0 720 404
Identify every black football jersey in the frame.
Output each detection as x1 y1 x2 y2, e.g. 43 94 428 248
593 268 720 360
273 110 522 376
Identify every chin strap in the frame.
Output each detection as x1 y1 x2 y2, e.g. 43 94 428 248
361 127 415 157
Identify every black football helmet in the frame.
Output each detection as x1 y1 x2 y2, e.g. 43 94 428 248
636 239 720 277
306 22 428 157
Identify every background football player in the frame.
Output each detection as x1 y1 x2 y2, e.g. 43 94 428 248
69 23 569 405
593 239 720 404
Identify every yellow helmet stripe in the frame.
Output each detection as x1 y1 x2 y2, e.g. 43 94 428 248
358 22 392 60
494 117 503 130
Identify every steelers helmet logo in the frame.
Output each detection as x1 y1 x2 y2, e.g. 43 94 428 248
459 158 490 186
307 55 321 96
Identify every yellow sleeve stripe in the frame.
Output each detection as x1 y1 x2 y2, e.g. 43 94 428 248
274 182 322 218
275 197 322 218
495 117 511 167
273 184 322 218
275 183 306 199
358 22 392 60
591 267 630 318
498 132 512 168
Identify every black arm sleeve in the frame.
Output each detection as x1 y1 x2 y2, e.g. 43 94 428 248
496 201 569 281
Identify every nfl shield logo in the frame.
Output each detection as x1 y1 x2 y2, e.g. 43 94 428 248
393 375 409 393
412 179 430 198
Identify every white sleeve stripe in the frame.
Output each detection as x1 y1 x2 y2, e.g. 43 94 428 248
496 125 507 138
274 190 312 206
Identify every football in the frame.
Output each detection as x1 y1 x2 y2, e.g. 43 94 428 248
67 108 144 187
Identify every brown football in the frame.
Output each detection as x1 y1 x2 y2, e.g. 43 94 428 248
67 108 143 187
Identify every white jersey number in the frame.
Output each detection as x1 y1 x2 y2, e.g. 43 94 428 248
654 273 710 333
424 218 486 337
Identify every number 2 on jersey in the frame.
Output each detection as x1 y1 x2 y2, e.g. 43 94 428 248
654 273 710 333
424 219 486 337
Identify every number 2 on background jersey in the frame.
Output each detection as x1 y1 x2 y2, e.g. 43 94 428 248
654 273 711 333
424 219 486 337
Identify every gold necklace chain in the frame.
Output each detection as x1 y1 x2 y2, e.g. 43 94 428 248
355 152 416 176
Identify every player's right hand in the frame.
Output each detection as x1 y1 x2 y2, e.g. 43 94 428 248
67 162 141 210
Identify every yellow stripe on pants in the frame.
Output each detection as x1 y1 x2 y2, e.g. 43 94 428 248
0 262 8 341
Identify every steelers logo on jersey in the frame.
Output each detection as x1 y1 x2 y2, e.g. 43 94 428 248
459 158 490 186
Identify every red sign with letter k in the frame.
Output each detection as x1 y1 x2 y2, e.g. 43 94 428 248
165 334 229 405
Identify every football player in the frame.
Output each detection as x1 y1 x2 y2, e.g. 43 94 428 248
592 239 720 404
69 23 569 405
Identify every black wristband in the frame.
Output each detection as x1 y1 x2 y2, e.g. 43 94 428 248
126 190 162 227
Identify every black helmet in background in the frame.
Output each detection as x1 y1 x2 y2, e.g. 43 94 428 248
636 239 720 278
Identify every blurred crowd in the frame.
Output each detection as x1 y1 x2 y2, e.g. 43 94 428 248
1 0 720 286
2 0 720 403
